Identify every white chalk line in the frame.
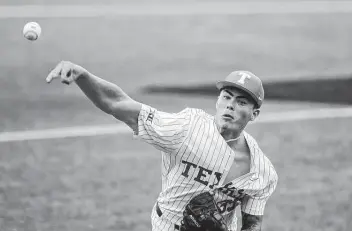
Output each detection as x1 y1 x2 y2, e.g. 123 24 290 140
1 107 352 143
1 2 352 18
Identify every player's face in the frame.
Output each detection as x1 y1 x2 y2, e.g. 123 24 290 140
215 88 260 133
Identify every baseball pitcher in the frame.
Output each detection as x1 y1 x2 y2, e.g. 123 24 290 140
46 61 278 231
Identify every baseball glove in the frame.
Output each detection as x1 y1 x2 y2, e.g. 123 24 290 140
180 191 228 231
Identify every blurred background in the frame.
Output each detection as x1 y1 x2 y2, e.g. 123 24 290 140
0 1 351 231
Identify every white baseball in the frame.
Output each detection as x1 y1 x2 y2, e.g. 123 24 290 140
23 22 42 41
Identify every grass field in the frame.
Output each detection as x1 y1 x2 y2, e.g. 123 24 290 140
1 2 352 231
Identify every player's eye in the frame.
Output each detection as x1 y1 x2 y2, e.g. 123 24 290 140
223 95 231 100
238 100 247 106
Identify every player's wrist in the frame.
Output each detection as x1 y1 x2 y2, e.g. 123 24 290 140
74 66 89 81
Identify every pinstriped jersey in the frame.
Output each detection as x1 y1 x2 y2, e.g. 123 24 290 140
134 104 278 231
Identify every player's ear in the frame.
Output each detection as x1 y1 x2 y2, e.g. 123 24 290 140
216 96 220 109
250 108 260 121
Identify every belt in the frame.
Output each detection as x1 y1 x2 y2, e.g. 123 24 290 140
156 203 181 230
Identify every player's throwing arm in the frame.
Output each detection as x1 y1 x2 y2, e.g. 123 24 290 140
46 61 142 131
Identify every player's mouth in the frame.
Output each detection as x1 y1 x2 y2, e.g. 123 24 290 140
222 114 234 120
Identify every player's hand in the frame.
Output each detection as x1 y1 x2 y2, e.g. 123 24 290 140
46 61 87 85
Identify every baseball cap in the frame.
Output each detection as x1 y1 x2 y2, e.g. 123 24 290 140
215 71 264 108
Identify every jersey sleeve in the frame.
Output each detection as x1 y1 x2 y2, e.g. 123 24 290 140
223 211 238 231
133 104 192 154
241 173 278 215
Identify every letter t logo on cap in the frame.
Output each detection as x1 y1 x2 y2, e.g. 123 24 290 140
237 72 251 85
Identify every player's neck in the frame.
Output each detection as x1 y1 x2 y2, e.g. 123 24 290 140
222 131 243 143
217 126 243 143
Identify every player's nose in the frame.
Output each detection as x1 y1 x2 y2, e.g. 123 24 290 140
226 104 234 111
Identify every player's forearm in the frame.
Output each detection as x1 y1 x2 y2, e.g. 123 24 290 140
240 212 262 231
75 71 130 114
241 227 261 231
241 223 261 231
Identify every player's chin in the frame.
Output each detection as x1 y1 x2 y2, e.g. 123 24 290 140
229 123 244 131
220 119 241 129
227 119 248 129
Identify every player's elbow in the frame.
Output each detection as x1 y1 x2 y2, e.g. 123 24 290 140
90 97 117 115
108 99 142 127
98 95 131 115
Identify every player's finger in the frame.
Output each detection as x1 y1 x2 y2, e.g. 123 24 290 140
46 69 59 83
66 69 72 78
60 63 72 85
46 66 60 83
46 62 63 83
63 69 73 85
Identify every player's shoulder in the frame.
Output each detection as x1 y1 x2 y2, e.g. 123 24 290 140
141 104 191 118
244 132 278 182
140 104 211 118
185 107 214 121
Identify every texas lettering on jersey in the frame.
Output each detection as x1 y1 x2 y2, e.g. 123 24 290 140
180 160 223 189
133 105 278 231
216 182 247 214
180 160 248 214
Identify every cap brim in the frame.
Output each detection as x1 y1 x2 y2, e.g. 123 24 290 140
216 81 261 107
